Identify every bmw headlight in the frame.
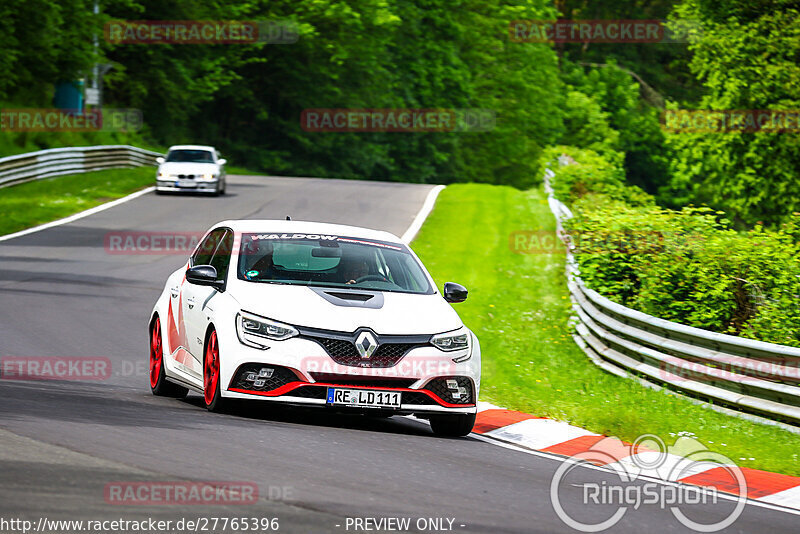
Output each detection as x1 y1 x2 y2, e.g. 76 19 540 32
202 173 216 180
431 328 470 360
236 311 298 349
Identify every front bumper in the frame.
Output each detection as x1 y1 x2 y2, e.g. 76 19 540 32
156 179 219 193
216 327 480 416
224 363 477 415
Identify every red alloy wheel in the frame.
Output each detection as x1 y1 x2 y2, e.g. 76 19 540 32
150 318 163 388
204 330 220 406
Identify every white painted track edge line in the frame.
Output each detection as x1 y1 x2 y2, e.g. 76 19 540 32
401 184 445 244
0 187 155 243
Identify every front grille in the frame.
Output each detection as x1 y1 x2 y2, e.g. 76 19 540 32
309 373 417 389
423 376 474 404
305 336 426 368
229 363 297 392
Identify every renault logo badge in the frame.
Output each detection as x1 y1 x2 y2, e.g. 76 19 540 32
355 331 378 359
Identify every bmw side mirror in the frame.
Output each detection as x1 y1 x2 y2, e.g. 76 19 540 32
186 265 225 290
217 158 227 165
155 156 165 164
443 282 468 303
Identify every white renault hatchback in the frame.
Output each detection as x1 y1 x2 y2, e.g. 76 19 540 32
149 220 481 436
155 145 227 195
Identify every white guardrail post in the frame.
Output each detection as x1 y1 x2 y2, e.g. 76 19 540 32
544 158 800 424
0 145 162 189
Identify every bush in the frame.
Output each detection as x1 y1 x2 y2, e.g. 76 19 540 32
551 148 800 346
542 146 652 207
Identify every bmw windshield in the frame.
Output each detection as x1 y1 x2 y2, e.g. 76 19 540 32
165 149 215 163
237 233 433 295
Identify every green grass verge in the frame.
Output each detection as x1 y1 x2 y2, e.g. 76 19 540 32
0 164 268 237
0 167 156 236
411 183 800 476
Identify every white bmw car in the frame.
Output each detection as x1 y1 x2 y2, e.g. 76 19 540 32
149 220 481 436
155 145 227 195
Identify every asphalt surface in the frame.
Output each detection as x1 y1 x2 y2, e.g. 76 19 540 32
0 174 797 533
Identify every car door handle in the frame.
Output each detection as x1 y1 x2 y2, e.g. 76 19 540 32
170 287 179 298
187 297 196 309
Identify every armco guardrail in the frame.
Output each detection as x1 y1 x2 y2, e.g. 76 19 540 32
545 158 800 424
0 145 162 188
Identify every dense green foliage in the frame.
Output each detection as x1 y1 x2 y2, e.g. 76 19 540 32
1 0 571 189
2 0 799 220
659 1 800 226
552 146 800 346
2 0 799 224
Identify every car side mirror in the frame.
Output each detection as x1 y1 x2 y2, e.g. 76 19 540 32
217 158 227 165
186 265 225 290
155 156 165 164
443 282 468 303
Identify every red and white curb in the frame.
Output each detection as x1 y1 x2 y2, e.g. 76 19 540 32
470 401 800 512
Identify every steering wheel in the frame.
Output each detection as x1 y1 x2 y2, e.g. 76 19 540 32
354 274 387 283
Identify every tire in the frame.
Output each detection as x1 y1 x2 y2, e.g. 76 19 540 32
149 317 188 398
203 328 228 412
219 180 226 195
429 413 476 437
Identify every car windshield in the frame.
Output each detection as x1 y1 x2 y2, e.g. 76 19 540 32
165 149 215 163
237 233 433 294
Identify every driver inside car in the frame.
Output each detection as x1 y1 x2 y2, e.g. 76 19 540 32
245 241 277 279
340 258 369 285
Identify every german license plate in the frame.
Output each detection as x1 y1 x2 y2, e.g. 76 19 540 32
176 180 197 188
326 388 401 408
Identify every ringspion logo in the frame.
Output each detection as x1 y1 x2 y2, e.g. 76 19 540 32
551 434 746 532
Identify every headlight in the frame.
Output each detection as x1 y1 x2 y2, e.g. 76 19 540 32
236 311 298 349
158 170 166 178
431 328 470 356
202 173 216 180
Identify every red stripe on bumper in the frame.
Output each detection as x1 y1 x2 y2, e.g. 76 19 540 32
228 382 475 409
